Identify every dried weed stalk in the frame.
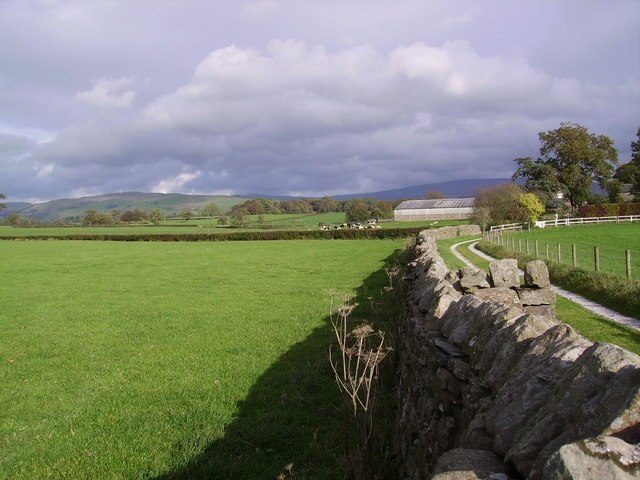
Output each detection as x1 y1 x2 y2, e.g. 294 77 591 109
326 290 392 478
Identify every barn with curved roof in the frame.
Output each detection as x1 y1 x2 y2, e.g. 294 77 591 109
393 198 475 221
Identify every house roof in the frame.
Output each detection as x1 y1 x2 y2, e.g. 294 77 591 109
394 198 475 210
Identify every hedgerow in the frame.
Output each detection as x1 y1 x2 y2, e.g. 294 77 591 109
0 227 425 242
577 203 640 217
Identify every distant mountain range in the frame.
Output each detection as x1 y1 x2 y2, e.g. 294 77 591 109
331 177 513 200
2 178 513 221
1 192 249 221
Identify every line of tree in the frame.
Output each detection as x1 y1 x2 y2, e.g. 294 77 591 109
1 212 55 227
82 208 166 226
228 197 397 219
76 196 397 227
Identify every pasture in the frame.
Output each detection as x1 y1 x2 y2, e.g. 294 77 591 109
0 239 405 479
498 223 640 280
0 214 468 237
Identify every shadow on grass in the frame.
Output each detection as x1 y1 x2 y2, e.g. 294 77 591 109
153 249 404 480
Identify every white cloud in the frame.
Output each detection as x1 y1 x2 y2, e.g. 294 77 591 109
152 171 201 193
390 43 453 80
35 162 54 178
75 77 137 108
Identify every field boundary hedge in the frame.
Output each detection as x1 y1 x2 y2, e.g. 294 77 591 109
577 202 640 217
0 227 426 242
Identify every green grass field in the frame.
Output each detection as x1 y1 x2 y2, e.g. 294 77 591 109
165 212 346 227
246 212 346 226
436 237 640 355
498 223 640 280
0 239 405 479
0 215 468 237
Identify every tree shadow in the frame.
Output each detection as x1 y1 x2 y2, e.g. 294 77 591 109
152 249 404 480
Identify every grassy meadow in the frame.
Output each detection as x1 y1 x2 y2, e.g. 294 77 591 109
0 239 405 479
0 214 468 238
499 223 640 280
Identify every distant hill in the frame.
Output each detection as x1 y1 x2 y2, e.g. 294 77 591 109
244 178 515 201
331 178 514 200
0 202 33 217
9 177 610 222
4 192 248 221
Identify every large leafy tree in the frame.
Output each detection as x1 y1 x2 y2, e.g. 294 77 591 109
200 202 222 217
149 208 166 224
633 129 640 200
317 196 338 213
471 183 531 230
81 209 113 226
513 123 618 212
615 128 640 200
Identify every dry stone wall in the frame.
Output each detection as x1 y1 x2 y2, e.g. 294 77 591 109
396 229 640 480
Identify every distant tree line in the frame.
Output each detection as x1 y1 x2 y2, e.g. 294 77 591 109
81 208 166 226
71 197 397 227
228 197 397 222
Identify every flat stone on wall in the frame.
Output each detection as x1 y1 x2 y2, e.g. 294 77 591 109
489 259 520 288
524 260 550 288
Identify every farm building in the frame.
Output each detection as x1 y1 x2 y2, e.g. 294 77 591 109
393 198 475 221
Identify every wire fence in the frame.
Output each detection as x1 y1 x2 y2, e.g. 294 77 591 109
483 230 640 281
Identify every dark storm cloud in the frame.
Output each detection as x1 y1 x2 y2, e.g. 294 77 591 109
0 1 638 201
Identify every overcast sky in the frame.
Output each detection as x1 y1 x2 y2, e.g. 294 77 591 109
1 0 639 202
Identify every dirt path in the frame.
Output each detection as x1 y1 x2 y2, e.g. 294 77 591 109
450 239 640 332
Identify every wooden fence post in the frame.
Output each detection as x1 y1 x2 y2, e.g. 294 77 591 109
626 250 632 280
572 244 577 267
557 243 561 263
535 240 539 257
594 246 600 272
518 239 522 252
526 239 530 255
545 242 549 259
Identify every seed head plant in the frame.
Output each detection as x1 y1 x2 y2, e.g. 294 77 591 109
327 290 392 479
